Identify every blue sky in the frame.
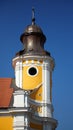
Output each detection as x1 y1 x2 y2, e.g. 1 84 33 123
0 0 73 130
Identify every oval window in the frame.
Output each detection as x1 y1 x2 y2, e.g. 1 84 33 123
28 67 38 76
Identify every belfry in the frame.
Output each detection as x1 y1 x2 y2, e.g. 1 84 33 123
0 9 58 130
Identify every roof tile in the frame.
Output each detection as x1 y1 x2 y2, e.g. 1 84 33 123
0 78 14 108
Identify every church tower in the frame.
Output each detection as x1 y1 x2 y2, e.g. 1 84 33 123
12 9 58 130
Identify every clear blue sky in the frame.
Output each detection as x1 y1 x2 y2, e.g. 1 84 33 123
0 0 73 130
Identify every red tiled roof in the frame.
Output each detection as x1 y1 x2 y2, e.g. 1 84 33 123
0 78 13 108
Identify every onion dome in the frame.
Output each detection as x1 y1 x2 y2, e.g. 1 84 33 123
20 24 46 45
18 8 50 56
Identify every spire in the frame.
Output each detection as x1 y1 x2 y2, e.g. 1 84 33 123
32 7 35 25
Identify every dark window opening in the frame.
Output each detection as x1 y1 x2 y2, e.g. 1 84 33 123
28 67 37 76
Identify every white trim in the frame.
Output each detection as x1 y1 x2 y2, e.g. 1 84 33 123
12 55 54 70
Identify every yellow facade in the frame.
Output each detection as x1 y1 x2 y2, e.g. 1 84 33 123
30 85 42 101
0 61 44 130
22 64 42 90
22 60 43 102
0 116 13 130
0 117 43 130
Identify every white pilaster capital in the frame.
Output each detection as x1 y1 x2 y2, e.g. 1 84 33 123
42 57 54 71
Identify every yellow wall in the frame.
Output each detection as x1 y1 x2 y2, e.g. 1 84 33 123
22 63 42 90
0 116 13 130
0 117 43 130
22 60 43 102
30 85 42 101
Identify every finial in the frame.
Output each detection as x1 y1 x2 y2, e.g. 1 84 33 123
32 7 35 25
